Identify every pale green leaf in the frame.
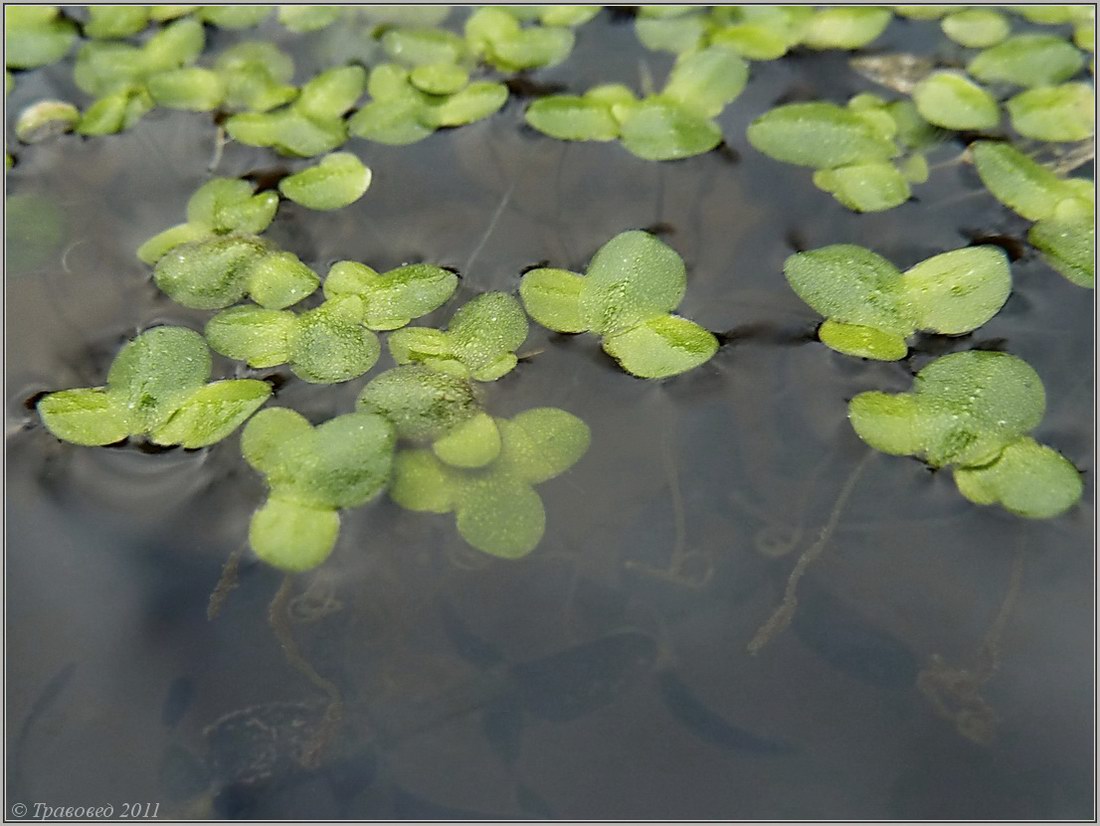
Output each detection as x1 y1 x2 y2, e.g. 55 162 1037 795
953 436 1082 518
84 6 151 39
390 449 458 513
968 34 1086 88
383 26 467 66
635 14 707 53
971 140 1079 221
433 411 502 468
581 230 687 337
1007 83 1094 142
618 98 722 161
359 263 459 330
941 9 1011 49
455 477 546 558
519 267 588 333
5 9 77 69
241 407 313 473
348 98 433 145
199 5 271 29
601 314 718 378
295 65 367 121
276 5 341 32
153 235 267 309
847 391 924 455
746 102 898 169
409 62 469 95
818 319 908 361
662 46 748 118
106 327 211 431
357 365 480 442
77 85 153 135
447 292 528 378
278 152 372 211
288 305 380 383
812 161 911 212
497 407 591 484
802 7 892 50
388 326 455 367
487 25 575 71
912 71 999 131
783 244 915 335
901 246 1012 334
271 412 395 508
150 379 271 448
249 496 340 572
137 222 211 265
147 67 226 111
539 6 600 27
1029 199 1095 287
37 388 132 446
205 306 297 368
425 81 507 127
525 96 619 141
15 100 79 143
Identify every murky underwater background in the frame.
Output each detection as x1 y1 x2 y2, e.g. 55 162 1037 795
6 8 1095 820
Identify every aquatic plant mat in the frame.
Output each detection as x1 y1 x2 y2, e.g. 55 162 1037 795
6 5 1094 819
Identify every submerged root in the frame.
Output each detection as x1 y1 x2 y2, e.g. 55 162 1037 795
207 544 244 620
268 576 345 769
748 452 871 654
917 548 1025 745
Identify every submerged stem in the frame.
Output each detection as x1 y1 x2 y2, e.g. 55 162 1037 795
207 543 244 620
748 451 871 654
268 575 345 769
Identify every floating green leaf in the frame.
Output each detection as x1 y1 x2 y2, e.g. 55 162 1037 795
1029 198 1095 288
15 100 79 143
971 141 1095 288
286 304 380 384
389 292 528 381
214 41 297 113
382 27 467 67
322 260 458 330
390 407 589 558
349 63 506 145
358 365 480 442
812 161 911 212
521 231 716 379
525 96 620 141
199 5 271 29
84 6 150 39
243 408 395 571
466 7 576 72
661 46 748 119
146 67 225 111
953 437 1082 519
912 71 999 131
635 13 708 54
602 314 719 379
138 177 279 264
38 327 270 448
968 34 1086 88
77 84 154 135
432 411 502 468
204 305 296 368
618 98 723 161
747 102 898 169
940 9 1011 49
801 7 892 50
278 152 372 211
276 5 341 33
784 244 1011 360
1006 83 1094 142
849 350 1045 468
970 140 1081 221
5 6 77 69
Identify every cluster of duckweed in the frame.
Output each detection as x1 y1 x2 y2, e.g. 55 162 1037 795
14 6 1090 575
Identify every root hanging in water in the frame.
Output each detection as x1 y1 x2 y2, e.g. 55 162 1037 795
748 451 871 654
917 548 1025 745
207 544 244 621
268 576 345 770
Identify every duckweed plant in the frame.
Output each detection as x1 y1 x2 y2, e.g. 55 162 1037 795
15 5 1089 578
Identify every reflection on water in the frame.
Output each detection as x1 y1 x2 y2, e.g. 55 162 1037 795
6 9 1094 820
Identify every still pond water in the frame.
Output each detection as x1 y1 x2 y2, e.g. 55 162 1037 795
6 8 1094 820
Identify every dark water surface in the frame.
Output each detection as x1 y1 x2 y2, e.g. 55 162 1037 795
6 9 1094 820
